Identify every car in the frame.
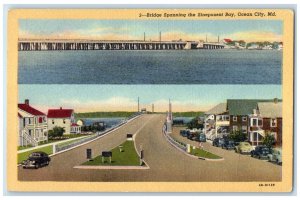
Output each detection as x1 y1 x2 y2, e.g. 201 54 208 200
267 148 282 165
180 130 189 137
22 151 51 169
235 142 253 154
250 146 271 159
222 139 235 150
198 133 206 142
187 133 198 141
212 138 225 147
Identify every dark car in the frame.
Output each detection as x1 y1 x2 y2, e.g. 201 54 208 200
198 134 206 142
180 130 189 137
187 132 198 141
250 146 271 159
22 151 51 169
221 139 235 150
212 138 225 147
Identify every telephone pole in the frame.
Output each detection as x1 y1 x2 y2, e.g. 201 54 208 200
138 97 140 112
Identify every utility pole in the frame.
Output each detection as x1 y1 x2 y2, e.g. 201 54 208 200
152 104 154 113
206 34 208 42
159 31 161 43
218 35 220 43
144 32 146 41
138 97 140 112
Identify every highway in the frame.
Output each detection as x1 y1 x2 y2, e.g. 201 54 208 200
18 114 281 182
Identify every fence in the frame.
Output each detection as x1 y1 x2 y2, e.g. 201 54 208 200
54 112 141 153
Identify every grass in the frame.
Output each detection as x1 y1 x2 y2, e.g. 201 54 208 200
190 147 222 159
75 112 136 118
18 145 53 164
18 145 33 151
82 140 140 166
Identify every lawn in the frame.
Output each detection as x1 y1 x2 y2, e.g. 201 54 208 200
83 140 141 166
18 145 53 164
190 147 222 159
18 145 33 151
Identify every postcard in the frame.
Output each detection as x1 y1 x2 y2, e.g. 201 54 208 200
6 8 294 192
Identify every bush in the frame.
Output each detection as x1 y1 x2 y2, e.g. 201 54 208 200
263 132 275 148
228 130 247 143
187 117 204 129
48 126 65 138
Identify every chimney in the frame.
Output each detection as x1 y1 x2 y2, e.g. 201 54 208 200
274 98 278 104
25 99 29 105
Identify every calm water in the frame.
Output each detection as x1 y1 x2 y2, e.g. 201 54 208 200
18 50 282 84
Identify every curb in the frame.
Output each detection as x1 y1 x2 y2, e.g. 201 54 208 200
73 165 149 170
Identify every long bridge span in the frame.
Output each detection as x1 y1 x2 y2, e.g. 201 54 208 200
18 39 225 51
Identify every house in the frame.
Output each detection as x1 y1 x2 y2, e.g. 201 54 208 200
204 103 229 140
248 100 282 146
47 107 81 134
18 99 48 146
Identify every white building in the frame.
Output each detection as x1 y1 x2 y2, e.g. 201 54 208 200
47 107 81 134
18 99 48 146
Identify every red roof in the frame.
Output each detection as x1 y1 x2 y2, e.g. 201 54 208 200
18 104 45 116
223 38 232 43
71 123 79 127
18 113 23 118
48 108 74 118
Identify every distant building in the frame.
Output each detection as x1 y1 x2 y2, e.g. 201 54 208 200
18 99 48 146
47 107 81 134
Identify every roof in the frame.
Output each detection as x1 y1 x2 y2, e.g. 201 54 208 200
18 103 45 116
205 103 227 115
224 38 232 43
18 113 23 118
71 123 79 127
258 102 282 118
227 99 281 116
48 108 74 118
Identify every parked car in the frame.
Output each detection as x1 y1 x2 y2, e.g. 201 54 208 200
22 151 51 169
222 139 235 150
198 133 206 142
212 138 225 147
235 142 253 154
187 133 198 141
267 148 282 165
180 130 189 137
250 146 271 159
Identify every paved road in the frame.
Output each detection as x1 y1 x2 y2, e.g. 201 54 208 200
18 114 281 182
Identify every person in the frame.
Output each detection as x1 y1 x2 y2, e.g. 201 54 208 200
199 141 203 149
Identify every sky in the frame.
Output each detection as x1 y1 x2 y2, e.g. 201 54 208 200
19 19 283 42
18 85 282 113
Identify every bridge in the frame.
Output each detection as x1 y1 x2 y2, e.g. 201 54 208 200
18 39 225 51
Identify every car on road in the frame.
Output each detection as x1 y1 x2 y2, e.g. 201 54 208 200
267 148 282 165
180 130 189 137
250 146 271 159
22 151 51 169
235 142 253 154
212 138 225 147
221 139 235 150
198 133 206 142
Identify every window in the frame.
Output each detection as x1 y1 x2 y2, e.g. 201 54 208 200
233 126 238 132
242 126 247 133
251 118 263 127
232 116 237 121
52 120 54 124
242 116 247 121
270 118 277 127
63 119 66 124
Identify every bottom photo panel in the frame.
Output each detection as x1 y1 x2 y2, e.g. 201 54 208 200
17 84 282 182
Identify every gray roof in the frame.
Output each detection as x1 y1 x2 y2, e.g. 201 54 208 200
227 99 281 115
205 103 227 115
258 102 282 118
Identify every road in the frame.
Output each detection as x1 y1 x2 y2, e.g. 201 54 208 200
18 114 281 182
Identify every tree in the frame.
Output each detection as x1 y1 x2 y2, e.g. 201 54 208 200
262 132 275 148
228 130 247 143
187 117 204 129
48 126 65 138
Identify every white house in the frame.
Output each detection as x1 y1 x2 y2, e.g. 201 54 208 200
18 99 48 147
47 107 81 134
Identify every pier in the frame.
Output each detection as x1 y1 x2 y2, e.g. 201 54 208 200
18 39 225 51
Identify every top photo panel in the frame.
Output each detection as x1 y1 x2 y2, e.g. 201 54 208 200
18 19 283 84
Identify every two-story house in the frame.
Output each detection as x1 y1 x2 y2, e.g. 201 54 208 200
47 107 81 135
18 99 48 147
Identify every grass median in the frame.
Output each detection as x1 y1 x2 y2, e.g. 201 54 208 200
83 140 141 166
189 147 222 159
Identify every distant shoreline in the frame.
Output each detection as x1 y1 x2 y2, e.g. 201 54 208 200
75 111 204 118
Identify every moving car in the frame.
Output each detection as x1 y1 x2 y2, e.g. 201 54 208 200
222 139 235 150
250 146 271 159
235 142 253 154
22 151 51 169
212 138 225 147
267 148 282 165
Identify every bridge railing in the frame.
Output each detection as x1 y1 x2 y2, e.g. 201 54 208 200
162 123 187 152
